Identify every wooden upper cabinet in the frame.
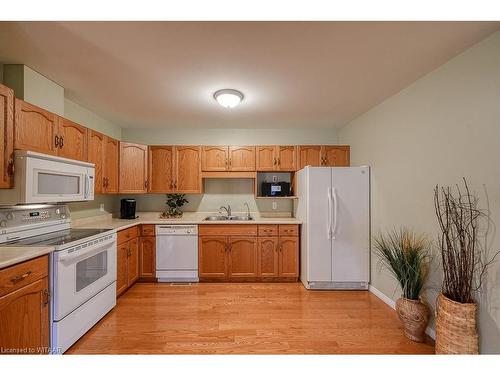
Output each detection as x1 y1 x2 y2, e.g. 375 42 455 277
104 137 119 193
228 146 255 171
57 118 87 161
119 142 148 193
0 84 14 189
14 99 58 155
256 146 276 171
87 130 105 194
202 146 227 171
298 145 322 169
148 146 174 193
175 146 201 193
276 146 297 171
199 236 228 279
322 146 350 167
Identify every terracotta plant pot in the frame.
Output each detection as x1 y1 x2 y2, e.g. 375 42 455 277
395 297 430 342
435 293 479 354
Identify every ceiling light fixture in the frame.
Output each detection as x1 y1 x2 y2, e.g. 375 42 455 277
213 89 244 109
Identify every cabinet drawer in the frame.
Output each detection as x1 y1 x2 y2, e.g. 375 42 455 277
141 224 155 237
279 225 299 236
117 226 139 244
258 225 278 236
199 224 257 236
0 255 48 297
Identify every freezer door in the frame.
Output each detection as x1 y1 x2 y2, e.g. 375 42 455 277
306 167 333 282
331 167 370 283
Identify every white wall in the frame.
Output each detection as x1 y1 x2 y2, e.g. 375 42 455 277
339 31 500 353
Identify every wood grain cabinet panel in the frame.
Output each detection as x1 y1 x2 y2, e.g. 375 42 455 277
148 146 174 192
119 142 148 193
258 237 279 277
202 146 227 171
0 84 14 189
228 146 255 171
104 137 119 193
322 146 350 167
57 118 87 161
298 145 322 169
0 277 49 354
87 130 105 194
139 236 156 278
276 146 297 171
199 236 227 279
228 237 258 278
175 146 201 193
14 99 58 155
256 146 276 171
116 242 129 297
279 236 299 278
128 238 140 285
0 256 48 297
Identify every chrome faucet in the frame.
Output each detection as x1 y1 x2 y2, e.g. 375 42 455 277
244 202 251 218
219 205 231 217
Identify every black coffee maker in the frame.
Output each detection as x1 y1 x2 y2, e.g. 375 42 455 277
120 199 137 219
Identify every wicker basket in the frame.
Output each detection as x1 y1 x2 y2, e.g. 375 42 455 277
396 298 429 342
435 293 479 354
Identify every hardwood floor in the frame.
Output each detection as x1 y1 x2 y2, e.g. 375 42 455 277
67 282 434 354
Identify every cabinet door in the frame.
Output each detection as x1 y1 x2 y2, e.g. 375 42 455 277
57 117 87 161
278 237 299 278
87 130 105 194
199 236 227 279
139 237 156 278
148 146 174 193
277 146 297 171
228 146 255 171
256 146 276 171
119 142 148 193
128 238 140 286
298 145 322 169
116 242 129 297
104 137 119 193
202 146 227 171
228 237 258 279
322 146 350 167
0 277 49 353
14 99 58 155
258 237 279 277
0 84 14 188
175 146 201 193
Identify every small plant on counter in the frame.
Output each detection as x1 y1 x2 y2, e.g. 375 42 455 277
373 228 431 342
160 194 189 219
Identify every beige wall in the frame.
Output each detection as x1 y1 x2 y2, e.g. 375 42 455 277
122 127 338 145
338 31 500 353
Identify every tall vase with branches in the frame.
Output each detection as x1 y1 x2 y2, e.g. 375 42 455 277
373 228 431 342
434 178 499 354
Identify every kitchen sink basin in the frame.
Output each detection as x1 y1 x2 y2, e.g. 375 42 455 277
203 215 254 221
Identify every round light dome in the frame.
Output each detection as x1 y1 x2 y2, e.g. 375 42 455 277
213 89 244 108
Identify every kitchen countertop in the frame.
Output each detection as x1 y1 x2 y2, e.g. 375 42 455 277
0 246 54 269
72 211 302 230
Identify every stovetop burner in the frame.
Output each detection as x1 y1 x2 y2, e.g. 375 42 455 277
2 228 113 247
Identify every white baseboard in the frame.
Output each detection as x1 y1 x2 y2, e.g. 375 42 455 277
368 284 436 340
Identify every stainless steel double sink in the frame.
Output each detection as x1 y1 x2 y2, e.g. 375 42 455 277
204 215 253 221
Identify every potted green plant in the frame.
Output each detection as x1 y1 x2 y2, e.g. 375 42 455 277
373 228 431 342
160 194 188 219
434 178 499 354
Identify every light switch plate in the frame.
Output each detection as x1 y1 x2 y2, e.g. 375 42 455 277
272 202 277 210
99 204 105 212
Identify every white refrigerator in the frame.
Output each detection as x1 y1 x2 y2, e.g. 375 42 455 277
296 166 370 290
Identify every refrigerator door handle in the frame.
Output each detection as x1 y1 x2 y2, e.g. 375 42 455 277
332 187 338 239
327 187 332 240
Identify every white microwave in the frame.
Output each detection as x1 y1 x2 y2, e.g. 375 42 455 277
0 151 95 205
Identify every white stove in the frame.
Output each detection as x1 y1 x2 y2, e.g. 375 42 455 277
0 204 117 354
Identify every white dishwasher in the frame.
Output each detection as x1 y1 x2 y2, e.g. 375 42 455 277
156 225 199 282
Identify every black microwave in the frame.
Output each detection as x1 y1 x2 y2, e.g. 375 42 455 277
261 182 291 197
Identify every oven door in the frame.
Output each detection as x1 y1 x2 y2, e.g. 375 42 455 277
52 234 116 321
22 154 94 203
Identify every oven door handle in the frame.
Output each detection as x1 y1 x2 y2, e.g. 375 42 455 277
58 243 114 265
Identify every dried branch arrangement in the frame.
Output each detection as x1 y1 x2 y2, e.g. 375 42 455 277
434 178 499 303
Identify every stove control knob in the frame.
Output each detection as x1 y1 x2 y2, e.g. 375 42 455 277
55 208 61 215
0 220 7 227
6 213 14 221
60 214 66 219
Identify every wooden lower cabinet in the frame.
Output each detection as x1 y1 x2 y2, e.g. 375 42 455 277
199 224 299 282
0 255 49 354
116 229 140 297
139 236 156 278
127 238 140 285
116 242 129 296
